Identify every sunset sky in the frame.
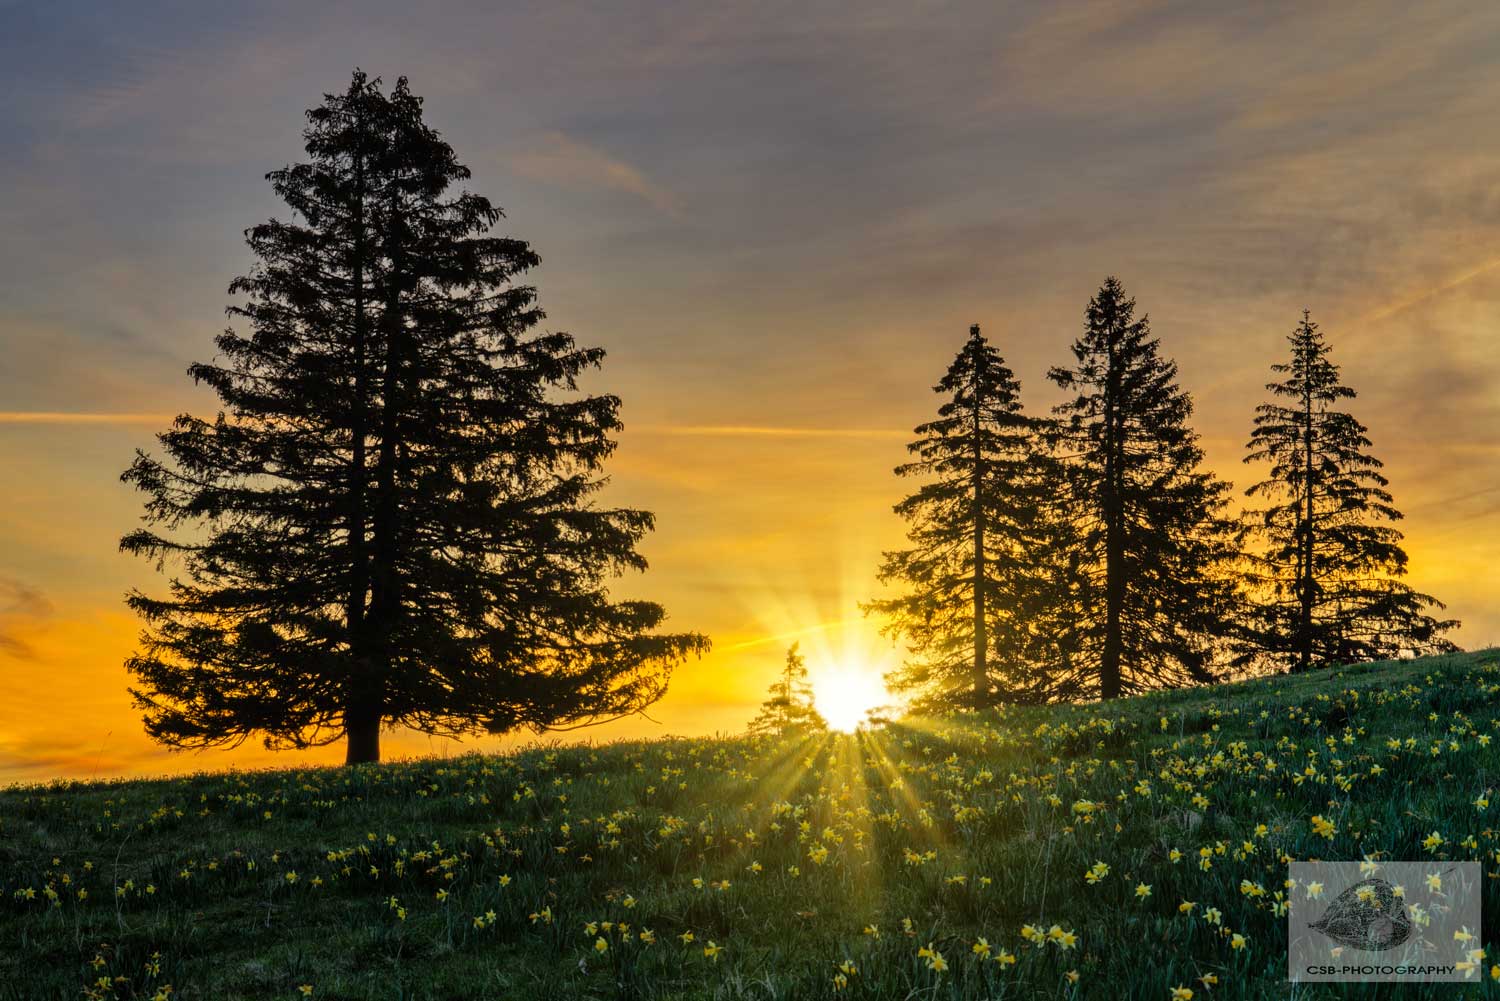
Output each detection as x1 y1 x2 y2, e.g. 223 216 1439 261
2 0 1498 783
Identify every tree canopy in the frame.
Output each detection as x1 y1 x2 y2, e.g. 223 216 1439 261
121 71 707 763
866 324 1050 709
1238 310 1457 670
1046 277 1241 698
746 643 826 736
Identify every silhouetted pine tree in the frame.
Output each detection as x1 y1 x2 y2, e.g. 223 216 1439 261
747 643 826 736
1238 310 1457 671
121 71 706 763
865 324 1048 709
1047 278 1239 699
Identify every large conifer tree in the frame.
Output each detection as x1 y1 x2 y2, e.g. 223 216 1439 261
1047 277 1239 698
1238 310 1457 671
122 72 706 763
866 324 1047 709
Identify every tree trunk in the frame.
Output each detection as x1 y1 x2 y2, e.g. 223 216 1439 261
344 701 381 764
349 193 403 765
346 131 374 755
1100 321 1124 700
970 325 988 707
1297 344 1315 674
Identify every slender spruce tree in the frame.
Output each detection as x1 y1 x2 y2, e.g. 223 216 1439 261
746 643 826 736
1238 310 1457 671
1047 277 1240 698
121 72 706 763
865 324 1048 709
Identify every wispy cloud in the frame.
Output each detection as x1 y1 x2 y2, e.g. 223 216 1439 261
633 424 906 439
0 577 51 660
1363 257 1500 324
0 411 174 425
715 616 867 654
507 131 681 216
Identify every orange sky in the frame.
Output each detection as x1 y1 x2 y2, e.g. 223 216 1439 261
3 1 1499 783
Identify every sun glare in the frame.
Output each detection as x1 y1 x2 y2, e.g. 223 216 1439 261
811 663 889 732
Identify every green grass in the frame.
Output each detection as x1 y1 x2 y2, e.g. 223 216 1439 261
4 650 1499 1000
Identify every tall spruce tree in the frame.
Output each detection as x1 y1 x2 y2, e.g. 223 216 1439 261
746 643 826 736
865 324 1047 709
122 71 706 763
1239 310 1457 671
1047 277 1239 699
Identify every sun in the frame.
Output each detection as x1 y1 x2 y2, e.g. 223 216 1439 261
810 663 889 733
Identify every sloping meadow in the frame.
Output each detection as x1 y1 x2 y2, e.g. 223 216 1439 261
2 651 1498 999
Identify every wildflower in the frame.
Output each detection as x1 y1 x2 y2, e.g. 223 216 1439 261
299 988 313 998
1198 973 1219 987
1171 988 1194 1001
1230 933 1248 951
1084 860 1110 884
972 937 992 958
1310 815 1336 840
916 943 948 973
996 948 1016 967
1136 883 1152 899
640 929 656 945
1065 970 1079 984
1179 901 1197 914
1306 882 1324 899
594 937 608 954
1422 831 1445 853
1049 926 1078 950
1204 907 1222 926
703 941 722 962
679 931 695 944
1426 873 1442 892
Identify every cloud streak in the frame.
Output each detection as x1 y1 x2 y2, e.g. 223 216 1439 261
507 131 682 216
0 577 51 661
633 424 907 439
0 412 175 425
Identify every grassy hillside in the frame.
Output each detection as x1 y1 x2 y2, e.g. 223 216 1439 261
3 651 1499 1000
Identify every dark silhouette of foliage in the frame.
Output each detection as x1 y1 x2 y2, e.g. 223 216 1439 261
746 643 826 736
1237 310 1458 671
866 324 1050 709
121 71 707 763
1046 277 1240 699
